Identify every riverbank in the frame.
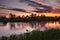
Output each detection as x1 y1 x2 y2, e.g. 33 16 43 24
0 29 60 40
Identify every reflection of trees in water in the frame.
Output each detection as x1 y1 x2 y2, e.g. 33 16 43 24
9 21 60 30
18 23 27 28
29 22 48 31
0 22 7 27
17 23 20 26
29 22 36 28
17 22 29 29
16 22 23 29
9 23 15 30
39 21 47 27
36 22 48 31
29 22 47 28
58 21 60 24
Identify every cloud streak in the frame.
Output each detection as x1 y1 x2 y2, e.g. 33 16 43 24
9 8 27 12
19 0 53 13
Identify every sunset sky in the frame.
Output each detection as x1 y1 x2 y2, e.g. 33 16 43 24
0 0 60 17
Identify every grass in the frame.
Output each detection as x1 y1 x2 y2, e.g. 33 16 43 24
0 29 60 40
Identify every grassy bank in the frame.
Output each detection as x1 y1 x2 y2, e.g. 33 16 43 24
1 29 60 40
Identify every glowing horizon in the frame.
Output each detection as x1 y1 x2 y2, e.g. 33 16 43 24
0 8 60 18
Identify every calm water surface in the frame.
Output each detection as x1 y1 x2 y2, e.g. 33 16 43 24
0 22 60 37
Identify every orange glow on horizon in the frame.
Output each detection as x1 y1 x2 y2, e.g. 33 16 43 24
3 12 60 18
0 9 60 17
43 13 60 17
32 12 60 17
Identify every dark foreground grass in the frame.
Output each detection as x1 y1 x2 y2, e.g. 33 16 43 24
0 29 60 40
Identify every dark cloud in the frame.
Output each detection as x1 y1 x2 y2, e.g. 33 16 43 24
56 9 60 12
28 2 42 7
19 0 31 3
28 1 52 13
0 4 4 6
0 4 6 8
19 0 53 13
56 0 60 4
19 0 28 2
54 9 60 13
0 7 7 9
34 5 52 13
9 8 27 12
33 8 52 13
0 7 28 13
19 0 52 8
19 0 42 7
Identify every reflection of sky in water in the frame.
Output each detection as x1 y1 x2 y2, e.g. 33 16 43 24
0 22 60 37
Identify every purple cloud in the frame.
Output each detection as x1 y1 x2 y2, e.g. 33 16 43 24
9 8 27 12
19 0 53 13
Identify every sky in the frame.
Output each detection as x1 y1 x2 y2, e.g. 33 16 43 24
0 0 60 17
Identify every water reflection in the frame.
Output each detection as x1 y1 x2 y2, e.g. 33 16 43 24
0 21 60 37
0 22 6 26
9 23 15 30
45 22 60 29
29 22 36 28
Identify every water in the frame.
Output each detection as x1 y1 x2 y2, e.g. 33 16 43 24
0 21 60 37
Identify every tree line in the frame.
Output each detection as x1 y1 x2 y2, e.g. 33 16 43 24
0 13 60 22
